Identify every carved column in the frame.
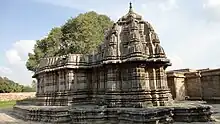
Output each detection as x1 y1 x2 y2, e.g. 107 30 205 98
67 70 74 105
65 70 69 91
149 68 157 90
156 67 162 89
68 70 74 90
49 72 52 92
106 67 117 91
52 72 56 93
149 68 159 106
55 71 59 92
44 73 48 93
105 65 118 107
41 74 44 94
99 68 105 91
58 71 62 92
144 67 152 106
145 68 150 90
36 77 40 94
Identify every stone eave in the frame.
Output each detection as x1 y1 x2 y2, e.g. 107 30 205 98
33 57 171 78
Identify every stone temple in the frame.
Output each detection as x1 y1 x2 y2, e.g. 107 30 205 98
34 3 173 107
13 3 213 124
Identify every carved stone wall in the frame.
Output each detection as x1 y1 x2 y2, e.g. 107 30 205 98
167 71 185 100
201 69 220 100
185 71 202 100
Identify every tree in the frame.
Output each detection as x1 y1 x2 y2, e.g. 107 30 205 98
26 11 113 72
0 76 24 93
22 86 35 92
61 11 113 54
26 27 62 71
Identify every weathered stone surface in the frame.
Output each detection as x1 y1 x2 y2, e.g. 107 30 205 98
13 105 71 123
167 72 185 100
167 68 220 101
172 102 213 122
13 102 214 123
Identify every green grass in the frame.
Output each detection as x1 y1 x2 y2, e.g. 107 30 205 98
0 100 16 109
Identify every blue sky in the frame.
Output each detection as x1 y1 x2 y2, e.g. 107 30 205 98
0 0 220 85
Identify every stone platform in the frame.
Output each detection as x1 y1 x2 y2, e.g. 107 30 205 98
70 105 173 124
13 101 214 124
171 102 213 122
13 105 71 123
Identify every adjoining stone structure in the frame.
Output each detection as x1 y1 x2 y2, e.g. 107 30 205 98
201 69 220 101
167 68 220 101
167 71 186 101
13 3 214 123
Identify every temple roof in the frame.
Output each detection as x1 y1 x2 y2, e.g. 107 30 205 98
119 2 142 21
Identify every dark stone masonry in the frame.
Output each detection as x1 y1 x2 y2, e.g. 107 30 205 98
13 3 214 124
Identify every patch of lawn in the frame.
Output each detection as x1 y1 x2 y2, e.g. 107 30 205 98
0 100 16 109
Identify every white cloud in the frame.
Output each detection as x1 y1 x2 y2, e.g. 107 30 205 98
5 49 22 65
3 40 36 85
203 0 220 21
203 0 220 7
5 40 35 65
13 40 35 55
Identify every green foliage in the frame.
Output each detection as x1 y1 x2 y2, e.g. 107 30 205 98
26 11 113 72
0 77 24 93
61 11 113 54
0 76 36 93
22 86 35 92
0 100 16 109
26 27 62 71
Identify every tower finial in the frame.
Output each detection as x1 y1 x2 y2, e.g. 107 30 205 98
129 2 133 12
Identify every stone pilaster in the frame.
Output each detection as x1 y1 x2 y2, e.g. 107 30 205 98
149 68 160 106
149 68 157 90
143 67 152 106
55 71 59 92
36 77 40 94
44 73 48 93
105 65 119 107
68 70 74 90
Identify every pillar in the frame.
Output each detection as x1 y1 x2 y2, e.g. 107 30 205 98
149 68 159 106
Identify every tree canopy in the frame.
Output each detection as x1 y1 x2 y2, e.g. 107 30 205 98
0 76 35 93
26 11 113 72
